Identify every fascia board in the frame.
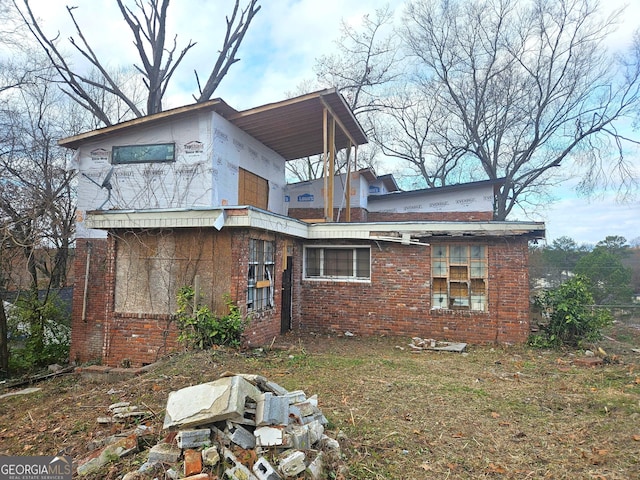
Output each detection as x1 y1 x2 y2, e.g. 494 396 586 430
306 221 545 240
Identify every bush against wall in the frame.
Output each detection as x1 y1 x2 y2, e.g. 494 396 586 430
531 275 613 348
175 286 247 349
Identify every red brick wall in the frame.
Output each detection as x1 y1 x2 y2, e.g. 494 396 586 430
287 208 493 222
287 208 368 222
73 228 290 367
229 229 287 347
295 237 531 344
103 313 179 366
101 228 240 367
368 211 494 221
70 238 109 364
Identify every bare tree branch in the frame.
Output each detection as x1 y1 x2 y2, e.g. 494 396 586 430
402 0 640 219
195 0 261 102
15 0 260 125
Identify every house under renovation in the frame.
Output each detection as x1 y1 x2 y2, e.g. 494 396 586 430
60 88 545 367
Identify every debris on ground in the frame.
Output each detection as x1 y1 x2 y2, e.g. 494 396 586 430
409 337 467 353
76 373 345 478
0 387 41 400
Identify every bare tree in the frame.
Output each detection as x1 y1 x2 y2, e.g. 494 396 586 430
0 64 79 372
402 0 640 219
370 83 472 188
15 0 261 126
287 7 401 183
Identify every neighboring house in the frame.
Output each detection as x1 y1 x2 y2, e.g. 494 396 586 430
60 88 545 367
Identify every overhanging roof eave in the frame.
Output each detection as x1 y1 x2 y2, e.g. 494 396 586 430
82 209 545 241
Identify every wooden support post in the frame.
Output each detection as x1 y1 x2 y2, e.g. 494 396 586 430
327 116 336 222
345 141 353 222
323 108 329 221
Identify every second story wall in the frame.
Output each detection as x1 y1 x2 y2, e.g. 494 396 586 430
75 110 288 239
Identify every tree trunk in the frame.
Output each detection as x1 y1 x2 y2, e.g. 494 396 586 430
0 291 9 377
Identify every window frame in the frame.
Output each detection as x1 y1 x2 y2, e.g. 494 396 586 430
303 245 371 282
111 143 176 165
247 239 275 312
431 243 488 312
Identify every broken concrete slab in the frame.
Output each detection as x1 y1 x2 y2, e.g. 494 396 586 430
163 375 261 429
255 425 286 447
77 433 138 476
0 387 41 399
409 337 467 352
147 443 182 464
202 445 220 466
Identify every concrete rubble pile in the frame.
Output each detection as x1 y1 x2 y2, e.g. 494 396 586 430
114 373 343 479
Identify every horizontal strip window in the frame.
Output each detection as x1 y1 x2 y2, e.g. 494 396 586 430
304 246 370 281
112 143 175 164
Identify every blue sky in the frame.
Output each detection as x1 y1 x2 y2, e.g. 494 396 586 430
26 0 640 245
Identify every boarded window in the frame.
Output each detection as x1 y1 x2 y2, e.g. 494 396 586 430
239 168 268 209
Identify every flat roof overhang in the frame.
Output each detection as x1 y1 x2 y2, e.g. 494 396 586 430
59 88 367 161
84 207 545 241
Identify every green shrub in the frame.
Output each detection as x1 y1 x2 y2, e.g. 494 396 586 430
7 291 70 373
531 275 613 348
175 287 247 349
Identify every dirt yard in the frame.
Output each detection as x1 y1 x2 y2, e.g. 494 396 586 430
0 320 638 479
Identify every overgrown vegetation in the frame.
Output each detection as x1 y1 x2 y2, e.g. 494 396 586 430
1 332 639 479
7 291 70 373
531 275 613 348
174 286 247 350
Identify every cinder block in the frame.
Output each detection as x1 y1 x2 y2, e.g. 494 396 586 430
252 457 282 480
176 428 211 449
224 448 258 480
306 452 324 480
285 390 307 404
265 380 288 396
256 392 290 426
288 424 311 450
279 450 306 478
226 422 256 449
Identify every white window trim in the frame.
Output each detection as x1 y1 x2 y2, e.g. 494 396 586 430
303 245 371 282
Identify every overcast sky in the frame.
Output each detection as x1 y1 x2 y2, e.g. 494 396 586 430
24 0 640 246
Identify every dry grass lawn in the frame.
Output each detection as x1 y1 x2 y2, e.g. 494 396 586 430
0 319 638 479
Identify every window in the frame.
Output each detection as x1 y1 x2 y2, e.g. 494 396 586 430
239 168 268 209
431 244 487 311
112 143 175 164
304 246 370 281
247 239 275 311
